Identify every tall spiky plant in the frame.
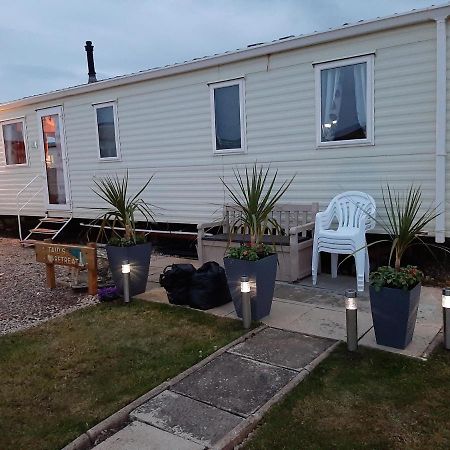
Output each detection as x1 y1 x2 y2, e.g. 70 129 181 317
379 184 441 270
221 164 294 246
92 171 155 245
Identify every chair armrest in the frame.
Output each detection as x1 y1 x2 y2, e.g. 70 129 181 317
315 206 335 231
289 221 315 235
197 219 224 231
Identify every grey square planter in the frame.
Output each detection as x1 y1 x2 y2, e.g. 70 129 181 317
369 283 421 349
223 254 277 320
106 242 152 297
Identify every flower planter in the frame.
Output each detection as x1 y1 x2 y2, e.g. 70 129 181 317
106 242 152 297
223 254 277 320
369 283 421 349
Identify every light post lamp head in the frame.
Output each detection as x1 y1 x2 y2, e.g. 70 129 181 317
345 289 357 310
442 288 450 308
122 261 131 274
241 276 250 293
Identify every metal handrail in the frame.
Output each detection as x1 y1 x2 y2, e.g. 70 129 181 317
16 175 44 241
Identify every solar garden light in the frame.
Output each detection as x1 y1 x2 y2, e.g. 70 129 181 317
345 289 358 352
122 260 131 304
241 276 252 329
442 288 450 350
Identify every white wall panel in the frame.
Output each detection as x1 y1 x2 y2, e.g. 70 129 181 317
0 21 444 238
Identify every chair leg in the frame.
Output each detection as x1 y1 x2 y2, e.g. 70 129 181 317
365 248 370 282
312 247 319 285
331 253 338 279
355 251 365 292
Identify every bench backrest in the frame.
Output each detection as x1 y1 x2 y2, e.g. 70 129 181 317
223 203 319 236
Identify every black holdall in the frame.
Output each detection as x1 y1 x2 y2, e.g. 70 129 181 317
159 264 196 305
159 261 231 310
190 261 232 310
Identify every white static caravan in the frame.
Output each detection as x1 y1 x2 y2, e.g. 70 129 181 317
1 4 450 243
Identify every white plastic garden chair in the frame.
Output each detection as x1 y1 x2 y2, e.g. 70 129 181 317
312 191 376 292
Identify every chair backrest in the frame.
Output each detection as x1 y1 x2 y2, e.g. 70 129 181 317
329 191 376 231
223 203 319 235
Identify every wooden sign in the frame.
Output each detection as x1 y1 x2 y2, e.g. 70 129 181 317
35 242 98 295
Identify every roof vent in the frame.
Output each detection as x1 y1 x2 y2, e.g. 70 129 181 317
84 41 97 83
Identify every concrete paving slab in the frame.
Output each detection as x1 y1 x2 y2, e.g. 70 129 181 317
275 281 371 313
418 286 442 305
145 280 162 292
229 328 335 371
281 307 373 341
284 291 346 311
138 287 169 304
94 421 203 450
261 300 310 328
417 302 442 326
207 302 236 317
298 274 370 298
359 322 442 358
274 284 320 303
172 352 297 417
131 390 242 447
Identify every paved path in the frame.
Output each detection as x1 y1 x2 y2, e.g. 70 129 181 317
90 255 443 449
94 327 336 449
141 273 443 359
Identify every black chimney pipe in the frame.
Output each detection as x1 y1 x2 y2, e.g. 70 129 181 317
84 41 97 83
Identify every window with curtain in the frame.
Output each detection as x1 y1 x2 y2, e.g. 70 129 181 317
210 79 246 153
316 55 374 146
2 120 27 165
94 102 120 159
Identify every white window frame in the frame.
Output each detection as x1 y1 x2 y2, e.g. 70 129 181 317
93 101 121 161
209 78 247 155
1 117 29 167
314 55 374 148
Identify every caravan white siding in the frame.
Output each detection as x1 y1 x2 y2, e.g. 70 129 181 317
0 105 46 216
0 20 445 235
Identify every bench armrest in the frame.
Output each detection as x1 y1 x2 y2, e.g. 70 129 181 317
197 219 225 231
289 221 315 235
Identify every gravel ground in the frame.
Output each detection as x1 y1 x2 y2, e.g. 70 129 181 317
0 237 99 335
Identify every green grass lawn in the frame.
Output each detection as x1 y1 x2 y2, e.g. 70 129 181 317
0 300 244 450
244 344 450 450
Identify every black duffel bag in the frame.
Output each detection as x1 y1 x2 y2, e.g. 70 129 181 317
189 261 232 310
159 264 196 305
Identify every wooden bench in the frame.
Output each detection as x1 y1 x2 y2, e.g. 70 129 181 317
197 203 319 282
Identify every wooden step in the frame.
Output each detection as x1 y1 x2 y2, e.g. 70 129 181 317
39 217 70 223
20 239 38 247
29 228 58 235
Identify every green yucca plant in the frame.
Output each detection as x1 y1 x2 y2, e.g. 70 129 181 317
221 164 294 247
378 184 441 271
92 171 155 246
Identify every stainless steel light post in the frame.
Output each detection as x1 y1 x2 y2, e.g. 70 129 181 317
442 288 450 350
122 260 131 304
345 289 358 352
241 276 251 329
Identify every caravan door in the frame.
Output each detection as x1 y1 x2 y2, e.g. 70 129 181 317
37 107 71 211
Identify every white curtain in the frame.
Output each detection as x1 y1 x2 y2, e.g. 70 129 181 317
322 67 343 141
353 63 367 130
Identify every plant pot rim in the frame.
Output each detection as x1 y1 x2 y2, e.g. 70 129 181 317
224 253 276 262
106 241 152 248
369 282 421 294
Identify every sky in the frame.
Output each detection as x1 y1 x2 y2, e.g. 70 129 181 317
1 0 448 103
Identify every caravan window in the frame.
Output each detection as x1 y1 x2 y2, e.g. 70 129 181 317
1 119 28 165
315 55 374 147
94 102 120 159
210 79 246 154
